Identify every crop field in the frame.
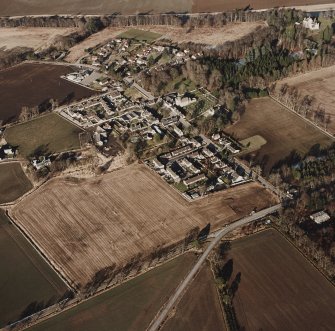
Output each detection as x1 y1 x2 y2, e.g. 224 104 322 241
11 164 277 286
0 162 32 204
27 253 197 331
5 113 83 157
0 210 67 328
162 262 226 331
277 65 335 134
228 229 335 330
224 97 332 174
117 28 162 42
0 63 94 124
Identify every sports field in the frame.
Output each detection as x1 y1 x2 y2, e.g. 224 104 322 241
0 162 32 204
0 210 67 328
27 253 197 331
5 113 83 157
225 97 332 174
229 229 335 330
11 164 277 286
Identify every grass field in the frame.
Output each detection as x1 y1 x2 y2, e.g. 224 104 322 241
0 210 67 328
5 113 83 157
0 63 94 125
0 162 32 204
117 28 162 42
11 164 277 286
162 262 226 331
240 135 267 154
27 253 197 331
228 229 335 330
224 97 332 174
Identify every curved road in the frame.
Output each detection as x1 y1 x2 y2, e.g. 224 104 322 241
147 204 281 331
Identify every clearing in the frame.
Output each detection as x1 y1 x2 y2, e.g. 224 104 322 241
228 229 335 330
5 113 83 157
224 97 332 174
0 27 77 51
0 63 95 125
116 28 162 42
162 262 226 331
27 253 197 331
0 162 32 204
0 210 67 328
277 65 335 134
11 164 277 286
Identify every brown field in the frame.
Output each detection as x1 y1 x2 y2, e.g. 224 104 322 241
225 97 332 174
228 229 335 330
0 162 32 204
11 164 277 286
0 63 94 124
162 262 226 331
277 65 335 134
0 27 77 51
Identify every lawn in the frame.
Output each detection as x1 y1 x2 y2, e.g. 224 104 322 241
5 113 83 157
27 253 197 331
0 210 67 328
240 134 267 154
0 162 32 204
117 28 162 43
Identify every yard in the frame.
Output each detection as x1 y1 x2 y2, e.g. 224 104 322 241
5 113 83 157
117 28 162 43
224 97 332 174
26 253 197 331
228 229 335 330
0 210 67 328
0 162 32 204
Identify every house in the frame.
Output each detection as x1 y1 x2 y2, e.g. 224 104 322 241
173 126 184 137
310 211 331 224
175 95 197 108
302 17 320 30
183 173 207 187
32 157 51 170
153 158 164 170
171 145 192 157
166 167 180 182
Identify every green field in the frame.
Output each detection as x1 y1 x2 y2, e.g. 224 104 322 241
27 253 197 331
0 162 32 204
0 210 67 328
117 28 162 42
240 135 267 154
5 113 83 157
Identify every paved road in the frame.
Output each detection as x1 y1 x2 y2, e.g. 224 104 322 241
147 204 282 331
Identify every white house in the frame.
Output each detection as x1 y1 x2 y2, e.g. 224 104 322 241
175 95 197 108
310 211 330 224
302 17 320 30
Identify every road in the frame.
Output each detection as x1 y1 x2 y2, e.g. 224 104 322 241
147 203 281 331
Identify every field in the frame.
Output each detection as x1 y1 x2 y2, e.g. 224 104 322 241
0 210 67 328
0 27 76 51
224 97 332 174
228 229 335 330
27 253 197 331
5 113 83 157
162 262 226 331
240 135 267 154
0 162 33 204
117 28 162 42
11 164 277 286
277 65 335 134
0 63 94 124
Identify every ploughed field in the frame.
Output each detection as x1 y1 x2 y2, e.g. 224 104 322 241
228 229 335 330
0 162 32 204
162 262 226 331
11 164 277 287
0 63 94 124
0 210 67 328
27 253 197 331
225 97 332 174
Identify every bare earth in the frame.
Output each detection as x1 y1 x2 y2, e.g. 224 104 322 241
277 66 335 134
0 27 77 51
11 164 277 286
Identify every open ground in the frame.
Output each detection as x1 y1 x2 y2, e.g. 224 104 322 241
26 253 197 331
162 262 226 331
228 229 335 330
5 113 83 157
0 210 67 328
11 164 277 286
0 63 95 124
277 65 335 134
0 27 77 51
224 97 332 174
0 162 32 204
